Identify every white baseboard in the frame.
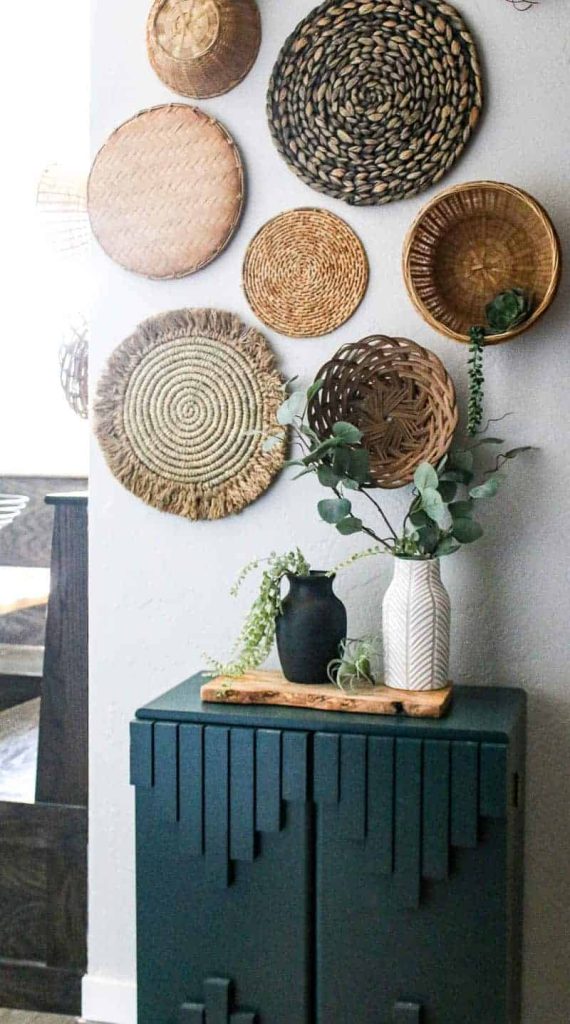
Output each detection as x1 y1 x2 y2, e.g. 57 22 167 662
82 973 137 1024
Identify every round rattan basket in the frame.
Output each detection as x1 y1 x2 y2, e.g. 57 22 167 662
60 319 89 420
403 181 561 344
308 335 458 489
87 104 244 279
242 208 368 337
147 0 261 99
36 163 90 257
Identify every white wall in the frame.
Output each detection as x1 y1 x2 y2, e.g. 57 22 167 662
87 2 570 1021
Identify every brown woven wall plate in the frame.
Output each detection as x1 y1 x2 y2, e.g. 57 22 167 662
308 335 458 489
94 309 285 520
403 181 562 343
147 0 261 99
267 0 482 207
88 105 244 279
243 208 369 337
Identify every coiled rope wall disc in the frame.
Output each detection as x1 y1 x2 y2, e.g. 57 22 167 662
94 309 286 519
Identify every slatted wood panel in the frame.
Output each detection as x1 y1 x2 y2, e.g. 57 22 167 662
180 978 257 1024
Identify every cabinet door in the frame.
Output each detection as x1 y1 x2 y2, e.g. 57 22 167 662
131 722 312 1024
315 732 510 1024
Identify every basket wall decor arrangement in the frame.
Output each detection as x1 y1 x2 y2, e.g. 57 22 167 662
267 0 483 206
308 335 458 489
87 104 244 279
94 309 286 520
242 208 369 337
146 0 261 98
60 319 89 420
403 180 562 343
36 163 90 257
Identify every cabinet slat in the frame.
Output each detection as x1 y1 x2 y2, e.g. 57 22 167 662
130 721 154 789
313 733 340 804
422 740 450 881
395 739 422 909
451 741 479 848
180 1004 205 1024
367 736 394 874
393 1002 421 1022
480 743 508 819
154 722 178 822
230 728 255 862
340 734 367 842
179 724 203 857
255 730 282 833
282 731 309 802
204 728 230 888
205 977 230 1022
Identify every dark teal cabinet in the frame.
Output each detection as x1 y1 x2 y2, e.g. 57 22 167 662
132 677 525 1024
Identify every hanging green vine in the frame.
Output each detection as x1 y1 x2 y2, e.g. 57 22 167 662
468 326 486 436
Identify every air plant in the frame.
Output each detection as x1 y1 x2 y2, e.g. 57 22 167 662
327 637 381 692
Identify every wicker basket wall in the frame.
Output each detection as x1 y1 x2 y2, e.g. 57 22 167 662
309 335 458 489
403 181 561 343
147 0 261 99
94 309 285 520
267 0 482 206
242 208 368 337
87 105 244 279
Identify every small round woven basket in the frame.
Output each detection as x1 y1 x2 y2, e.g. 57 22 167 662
59 319 89 420
308 335 458 489
242 208 369 337
147 0 261 99
267 0 482 206
403 181 561 343
88 104 244 279
94 309 285 520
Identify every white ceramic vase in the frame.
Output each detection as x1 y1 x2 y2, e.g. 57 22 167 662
382 558 451 691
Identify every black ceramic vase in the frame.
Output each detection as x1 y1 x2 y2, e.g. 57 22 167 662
276 572 347 685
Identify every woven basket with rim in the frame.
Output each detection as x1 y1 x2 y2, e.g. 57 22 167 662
242 208 368 337
147 0 261 99
267 0 482 206
87 104 244 279
308 335 458 489
403 181 561 343
94 309 285 521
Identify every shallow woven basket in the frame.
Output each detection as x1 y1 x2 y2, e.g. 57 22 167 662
0 495 29 533
94 309 285 520
267 0 482 206
36 163 90 257
88 105 244 279
308 335 458 489
403 181 561 343
242 208 368 337
60 319 89 420
147 0 261 99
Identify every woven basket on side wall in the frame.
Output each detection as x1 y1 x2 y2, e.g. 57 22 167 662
308 336 458 489
403 181 561 343
147 0 261 98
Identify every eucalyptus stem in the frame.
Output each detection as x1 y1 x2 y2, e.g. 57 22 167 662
360 488 398 539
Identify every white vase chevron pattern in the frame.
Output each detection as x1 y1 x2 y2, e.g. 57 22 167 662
383 558 451 691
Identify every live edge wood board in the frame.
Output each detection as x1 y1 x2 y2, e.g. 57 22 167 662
201 670 453 719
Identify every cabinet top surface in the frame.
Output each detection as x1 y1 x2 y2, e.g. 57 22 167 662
135 673 526 742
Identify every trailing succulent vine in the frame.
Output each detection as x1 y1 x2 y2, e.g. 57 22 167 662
467 288 533 437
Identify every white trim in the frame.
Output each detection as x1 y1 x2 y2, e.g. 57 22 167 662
82 973 137 1024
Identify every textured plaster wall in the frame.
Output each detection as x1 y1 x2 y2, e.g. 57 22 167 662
88 1 570 1021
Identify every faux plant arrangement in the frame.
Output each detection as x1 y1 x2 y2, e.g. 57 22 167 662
468 288 533 435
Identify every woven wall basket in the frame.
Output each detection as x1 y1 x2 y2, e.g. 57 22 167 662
267 0 482 207
147 0 261 99
94 309 285 520
403 180 562 343
308 335 458 489
243 208 369 337
36 163 90 257
87 105 244 279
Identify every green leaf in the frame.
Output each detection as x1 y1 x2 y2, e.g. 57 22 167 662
421 487 447 525
438 480 457 503
336 516 364 535
332 421 363 444
414 462 438 492
342 477 362 491
470 474 505 499
502 446 535 460
441 469 474 485
277 390 306 425
449 449 474 473
410 510 430 528
317 465 340 488
435 536 461 557
318 498 352 524
452 518 484 544
468 437 504 448
416 523 440 554
332 448 351 476
347 448 370 485
306 377 325 402
449 500 474 520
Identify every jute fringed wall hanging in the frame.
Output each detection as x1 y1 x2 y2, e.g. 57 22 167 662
147 0 261 98
267 0 483 206
403 180 561 343
308 335 458 488
243 208 369 337
87 105 244 279
94 309 286 520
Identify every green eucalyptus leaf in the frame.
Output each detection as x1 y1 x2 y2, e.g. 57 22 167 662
277 390 306 425
470 474 505 499
421 487 447 525
318 497 352 524
306 377 325 402
410 510 430 528
438 480 457 503
342 477 361 491
449 449 474 473
416 523 440 554
317 465 340 488
347 448 370 484
441 469 474 485
414 462 438 493
449 500 474 520
332 448 351 476
435 536 461 557
332 421 363 444
452 518 484 544
336 516 364 535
